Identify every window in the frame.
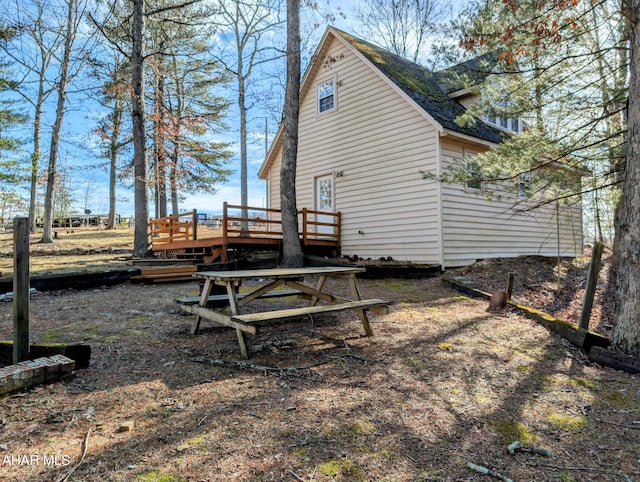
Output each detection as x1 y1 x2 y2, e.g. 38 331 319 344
485 99 521 133
518 172 532 198
318 80 335 113
466 159 482 191
317 177 333 210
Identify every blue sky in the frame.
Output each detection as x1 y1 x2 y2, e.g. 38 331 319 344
4 0 463 219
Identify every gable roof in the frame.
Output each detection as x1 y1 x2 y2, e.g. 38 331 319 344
432 52 498 94
334 28 505 144
259 27 505 179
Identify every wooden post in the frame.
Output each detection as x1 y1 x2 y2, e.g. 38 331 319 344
222 202 228 242
13 217 30 364
506 272 515 300
579 242 604 331
302 208 308 246
192 209 198 241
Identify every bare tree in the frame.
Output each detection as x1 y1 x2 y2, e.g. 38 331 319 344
354 0 445 64
0 0 64 233
41 0 90 243
214 0 284 229
92 52 131 229
280 0 303 267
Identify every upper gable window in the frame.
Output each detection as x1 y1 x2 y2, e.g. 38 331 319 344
485 100 521 133
485 113 521 133
318 80 335 114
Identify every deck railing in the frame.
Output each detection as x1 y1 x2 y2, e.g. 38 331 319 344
149 210 197 248
150 204 340 248
223 203 341 246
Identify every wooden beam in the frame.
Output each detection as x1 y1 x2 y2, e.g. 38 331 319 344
13 217 30 364
579 242 604 330
231 299 389 324
178 303 258 334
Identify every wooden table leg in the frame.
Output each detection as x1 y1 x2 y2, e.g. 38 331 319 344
310 275 327 306
192 279 213 335
348 276 373 336
226 281 249 358
236 329 249 358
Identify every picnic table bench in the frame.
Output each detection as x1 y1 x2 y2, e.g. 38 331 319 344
176 267 389 358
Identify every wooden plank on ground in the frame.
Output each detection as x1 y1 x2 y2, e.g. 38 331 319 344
139 266 197 276
588 346 640 374
232 299 389 324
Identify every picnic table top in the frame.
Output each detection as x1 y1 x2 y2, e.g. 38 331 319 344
193 266 365 281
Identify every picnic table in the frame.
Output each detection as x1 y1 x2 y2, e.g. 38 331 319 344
176 267 389 358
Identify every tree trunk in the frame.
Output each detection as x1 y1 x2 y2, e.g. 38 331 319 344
239 60 249 233
153 56 168 219
29 81 45 234
170 149 179 215
612 0 640 356
41 0 76 244
131 0 150 257
279 0 304 267
107 94 123 230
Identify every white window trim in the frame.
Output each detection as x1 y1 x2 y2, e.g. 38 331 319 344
484 115 522 133
317 75 337 115
465 158 483 192
517 172 532 199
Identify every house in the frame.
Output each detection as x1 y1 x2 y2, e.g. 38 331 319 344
258 27 584 268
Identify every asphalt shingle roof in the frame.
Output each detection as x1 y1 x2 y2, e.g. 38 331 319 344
335 29 505 144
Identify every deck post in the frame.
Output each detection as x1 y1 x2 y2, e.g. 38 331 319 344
222 202 229 261
192 209 198 241
302 208 308 246
336 211 341 246
222 202 228 241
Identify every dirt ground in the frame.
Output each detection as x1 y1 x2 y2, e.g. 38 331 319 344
0 261 639 481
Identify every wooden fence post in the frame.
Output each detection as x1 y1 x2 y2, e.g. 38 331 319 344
506 272 515 300
13 217 30 364
579 242 604 331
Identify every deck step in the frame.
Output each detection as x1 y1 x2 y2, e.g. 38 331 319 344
130 265 197 283
231 299 389 324
176 289 304 306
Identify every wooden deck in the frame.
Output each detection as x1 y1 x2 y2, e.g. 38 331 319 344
149 203 340 263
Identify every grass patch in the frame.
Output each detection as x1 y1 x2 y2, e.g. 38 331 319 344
40 324 75 341
569 378 600 390
547 413 587 432
317 458 364 481
134 472 185 482
487 420 537 445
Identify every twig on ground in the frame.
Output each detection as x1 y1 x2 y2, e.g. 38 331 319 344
64 414 76 431
56 428 91 482
289 469 305 481
466 461 513 482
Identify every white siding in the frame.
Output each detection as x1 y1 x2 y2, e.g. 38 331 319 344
440 139 583 267
268 35 442 264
